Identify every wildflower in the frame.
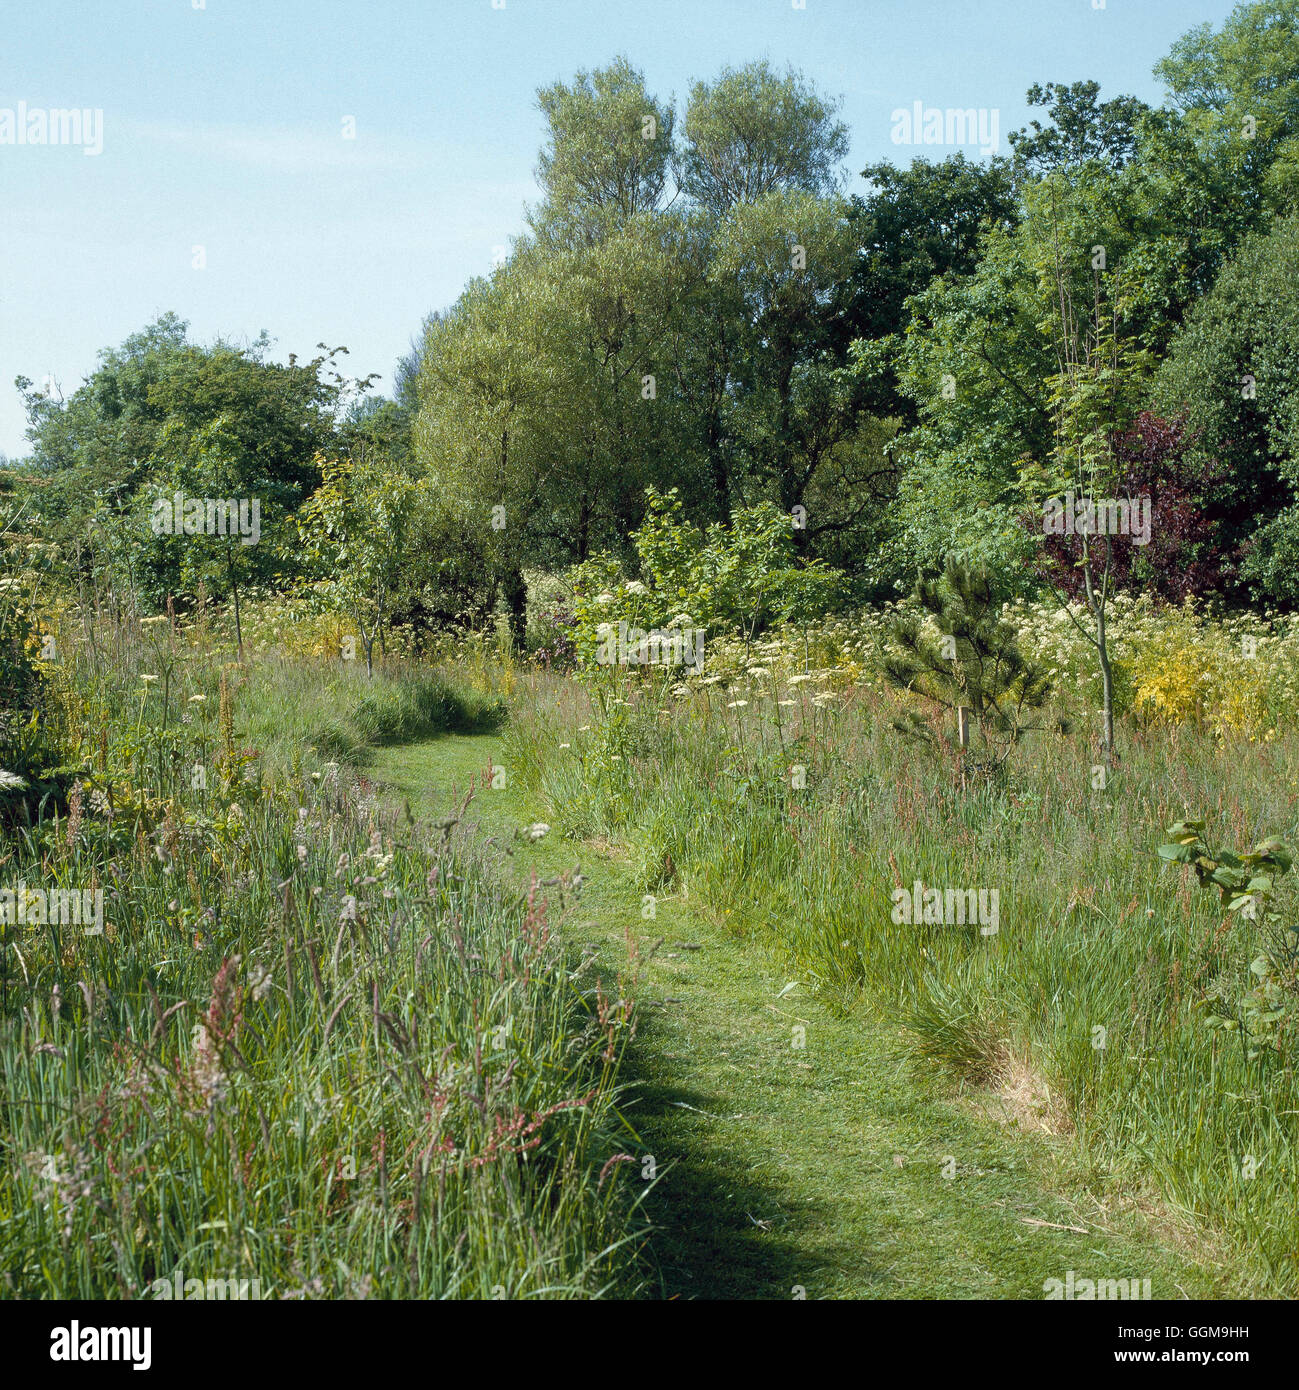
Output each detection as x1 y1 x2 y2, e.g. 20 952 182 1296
188 694 206 704
525 822 550 842
0 768 27 792
140 674 159 683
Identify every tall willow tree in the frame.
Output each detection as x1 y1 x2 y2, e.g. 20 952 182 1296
412 55 884 627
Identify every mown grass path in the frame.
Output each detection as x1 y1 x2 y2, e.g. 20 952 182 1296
374 732 1228 1300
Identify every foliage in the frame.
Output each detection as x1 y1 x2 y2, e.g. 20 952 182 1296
884 555 1054 771
1154 211 1299 602
677 59 849 215
1159 820 1297 1060
296 450 433 674
1026 412 1229 603
568 486 847 668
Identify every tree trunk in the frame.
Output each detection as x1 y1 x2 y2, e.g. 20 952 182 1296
503 567 527 652
226 542 243 661
1096 607 1116 766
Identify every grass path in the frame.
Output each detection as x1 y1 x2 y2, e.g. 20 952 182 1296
373 732 1230 1300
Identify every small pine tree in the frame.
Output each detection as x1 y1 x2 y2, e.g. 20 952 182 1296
884 555 1054 773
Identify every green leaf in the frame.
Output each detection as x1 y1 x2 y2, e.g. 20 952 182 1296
1157 842 1196 862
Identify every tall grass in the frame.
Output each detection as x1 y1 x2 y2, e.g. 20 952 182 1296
0 617 640 1299
504 667 1299 1294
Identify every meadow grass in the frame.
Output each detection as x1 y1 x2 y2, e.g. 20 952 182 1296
0 618 639 1299
501 665 1299 1293
376 729 1230 1298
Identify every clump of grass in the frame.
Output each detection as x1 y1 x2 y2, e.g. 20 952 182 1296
903 973 1010 1085
350 675 506 747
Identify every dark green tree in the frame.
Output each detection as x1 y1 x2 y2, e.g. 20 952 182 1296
885 555 1054 772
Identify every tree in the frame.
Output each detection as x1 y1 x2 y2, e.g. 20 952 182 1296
1031 194 1150 765
1153 211 1299 604
1029 412 1229 604
708 190 868 526
1008 80 1151 175
17 317 351 616
857 217 1056 592
678 60 848 215
884 554 1053 776
1155 0 1299 209
296 449 431 675
531 57 675 245
842 153 1019 415
415 212 701 638
153 416 280 658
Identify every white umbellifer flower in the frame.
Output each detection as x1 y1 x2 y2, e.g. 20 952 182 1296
594 593 614 606
140 674 159 683
726 700 748 708
624 580 649 595
189 694 206 703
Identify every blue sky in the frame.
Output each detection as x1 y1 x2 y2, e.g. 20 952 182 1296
0 0 1242 459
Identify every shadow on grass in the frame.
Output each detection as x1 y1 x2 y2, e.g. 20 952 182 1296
618 1012 890 1301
